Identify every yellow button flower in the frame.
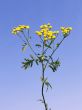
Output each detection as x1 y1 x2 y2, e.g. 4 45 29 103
44 31 48 36
49 26 52 29
67 27 72 30
40 25 44 29
15 27 21 31
35 31 42 36
12 25 30 35
44 37 48 41
51 36 56 39
47 31 53 37
12 28 17 34
61 26 72 37
25 25 30 29
53 31 59 34
36 23 60 41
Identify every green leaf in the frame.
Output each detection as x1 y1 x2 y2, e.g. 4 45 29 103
49 59 60 72
44 44 52 48
22 43 28 52
22 58 34 70
30 55 34 60
35 44 41 47
49 65 54 71
45 81 52 92
40 77 48 83
35 59 39 65
56 43 59 47
40 77 52 92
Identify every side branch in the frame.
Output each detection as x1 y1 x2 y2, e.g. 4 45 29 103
44 37 65 71
22 31 38 57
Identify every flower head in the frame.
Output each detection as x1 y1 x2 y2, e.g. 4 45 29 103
61 27 72 37
12 25 30 35
36 23 59 41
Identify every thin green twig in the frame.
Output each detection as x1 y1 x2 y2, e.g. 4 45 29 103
44 37 65 71
22 31 38 57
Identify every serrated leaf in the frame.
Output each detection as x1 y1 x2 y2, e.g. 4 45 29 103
22 58 34 70
49 59 60 72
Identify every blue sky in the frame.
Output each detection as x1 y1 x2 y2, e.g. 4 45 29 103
0 0 82 110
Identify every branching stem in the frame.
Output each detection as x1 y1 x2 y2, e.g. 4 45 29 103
44 37 65 71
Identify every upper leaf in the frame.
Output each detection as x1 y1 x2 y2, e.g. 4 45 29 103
35 44 42 47
22 43 28 52
44 44 52 49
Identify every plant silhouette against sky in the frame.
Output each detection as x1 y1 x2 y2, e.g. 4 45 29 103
12 23 72 110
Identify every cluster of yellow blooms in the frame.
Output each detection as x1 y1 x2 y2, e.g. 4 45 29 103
61 27 72 37
11 24 72 40
12 25 30 35
35 23 59 41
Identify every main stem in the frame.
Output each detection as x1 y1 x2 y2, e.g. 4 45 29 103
42 62 48 110
41 41 48 110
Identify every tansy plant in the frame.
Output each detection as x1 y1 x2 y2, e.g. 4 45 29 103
12 23 72 110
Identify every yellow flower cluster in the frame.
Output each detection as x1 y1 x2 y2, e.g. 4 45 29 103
36 23 59 41
12 25 30 35
61 27 72 37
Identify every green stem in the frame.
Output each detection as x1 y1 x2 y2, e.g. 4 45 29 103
44 37 65 71
28 29 30 38
41 41 48 110
17 33 26 43
42 63 48 110
22 31 38 57
43 39 54 54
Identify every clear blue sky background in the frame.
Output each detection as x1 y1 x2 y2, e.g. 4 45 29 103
0 0 82 110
